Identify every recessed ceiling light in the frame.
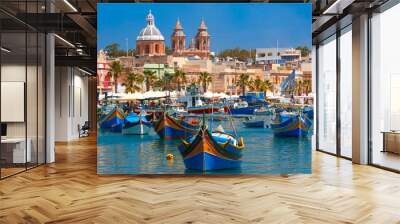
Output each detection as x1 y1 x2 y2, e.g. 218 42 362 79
78 67 93 76
63 0 78 12
1 47 11 53
54 34 75 48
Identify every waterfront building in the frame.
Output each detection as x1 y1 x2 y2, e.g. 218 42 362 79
143 64 175 79
97 50 113 95
255 48 301 66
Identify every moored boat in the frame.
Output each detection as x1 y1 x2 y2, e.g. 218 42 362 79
178 125 244 171
153 113 198 139
303 106 314 120
243 119 265 128
187 105 220 114
122 111 151 135
98 107 125 132
254 107 273 116
270 112 312 137
224 101 258 115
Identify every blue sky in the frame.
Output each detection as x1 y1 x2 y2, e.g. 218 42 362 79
98 3 311 53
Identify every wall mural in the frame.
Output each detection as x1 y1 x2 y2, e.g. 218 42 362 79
97 3 313 174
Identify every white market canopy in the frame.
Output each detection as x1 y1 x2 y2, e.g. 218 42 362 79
100 91 179 101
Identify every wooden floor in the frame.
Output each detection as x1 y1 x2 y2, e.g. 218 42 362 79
1 136 400 224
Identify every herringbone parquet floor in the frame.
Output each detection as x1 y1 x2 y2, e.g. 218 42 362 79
1 135 400 224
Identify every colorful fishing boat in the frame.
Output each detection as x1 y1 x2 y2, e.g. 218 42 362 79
178 125 244 171
98 107 125 132
122 111 151 135
224 102 258 115
270 112 312 137
303 106 314 120
254 107 273 116
153 113 198 140
243 119 265 128
187 105 220 114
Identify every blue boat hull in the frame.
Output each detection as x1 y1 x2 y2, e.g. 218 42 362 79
100 116 123 129
229 107 256 115
110 123 123 132
157 126 194 140
273 128 309 137
123 122 151 135
98 107 125 132
271 115 312 137
179 149 241 171
243 120 265 128
153 114 197 140
178 127 244 171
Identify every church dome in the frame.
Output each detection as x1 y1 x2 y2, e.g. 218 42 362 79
137 11 165 41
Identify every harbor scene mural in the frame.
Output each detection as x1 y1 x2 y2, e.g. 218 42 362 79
97 3 313 174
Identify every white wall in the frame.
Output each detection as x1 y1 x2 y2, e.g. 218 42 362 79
54 67 89 141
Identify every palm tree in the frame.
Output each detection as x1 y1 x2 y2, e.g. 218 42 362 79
303 80 311 95
157 72 173 92
263 80 273 95
173 69 187 92
123 72 144 94
236 73 250 95
252 77 264 92
198 72 212 93
109 60 123 93
296 80 303 96
143 70 157 92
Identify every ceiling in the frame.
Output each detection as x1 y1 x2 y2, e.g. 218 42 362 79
0 0 97 74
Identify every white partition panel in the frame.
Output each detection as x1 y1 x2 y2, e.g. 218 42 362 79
1 82 25 122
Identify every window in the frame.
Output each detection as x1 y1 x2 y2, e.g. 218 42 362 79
317 35 337 154
340 26 352 158
370 3 400 171
0 2 46 179
155 44 159 53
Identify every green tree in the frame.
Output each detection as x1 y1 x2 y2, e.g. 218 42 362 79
109 60 123 93
155 72 173 92
263 80 273 95
217 47 256 62
198 72 212 93
302 80 312 95
165 46 173 55
104 43 120 57
251 77 264 92
104 42 136 58
143 70 157 92
236 73 251 95
124 72 144 94
173 69 187 92
295 46 311 57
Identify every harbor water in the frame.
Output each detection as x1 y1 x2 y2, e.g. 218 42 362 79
97 118 312 174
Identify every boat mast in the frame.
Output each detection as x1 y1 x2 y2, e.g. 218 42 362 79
210 81 214 132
